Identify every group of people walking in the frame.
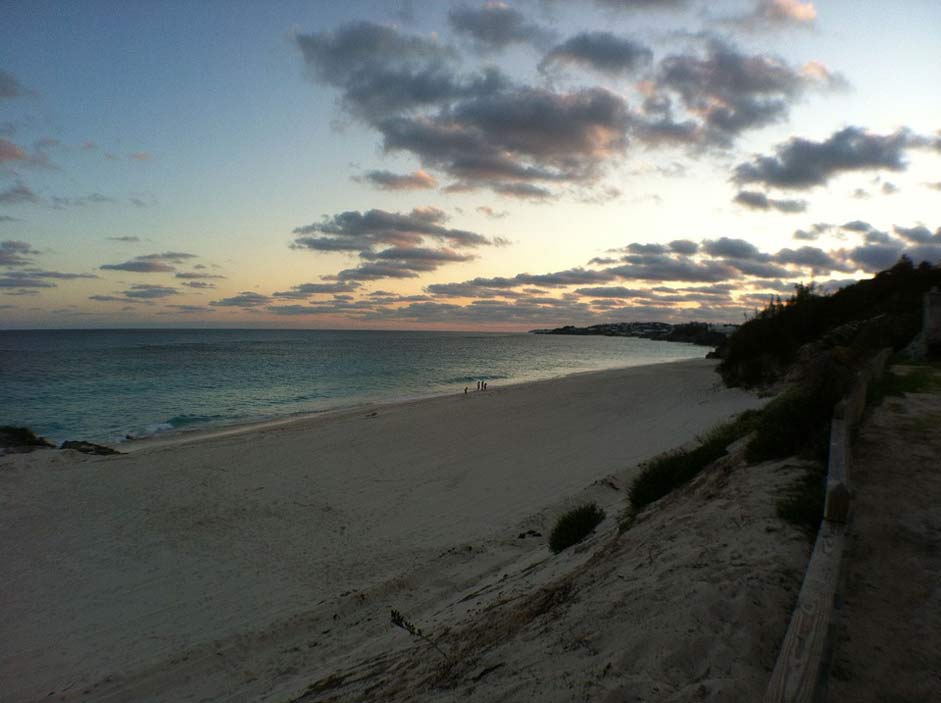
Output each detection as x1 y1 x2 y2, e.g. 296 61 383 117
464 380 488 394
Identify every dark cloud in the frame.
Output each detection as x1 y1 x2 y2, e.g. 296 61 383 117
334 261 424 281
295 21 492 120
669 239 699 255
0 182 39 205
492 182 552 199
733 127 919 190
273 281 361 299
100 251 196 273
0 275 55 288
359 168 437 190
164 304 210 314
182 281 215 289
840 219 872 232
175 271 226 279
653 39 829 146
0 215 18 223
18 269 97 280
122 284 179 299
609 257 739 283
0 240 38 267
574 286 648 298
361 246 474 264
895 225 941 244
733 189 807 213
775 246 850 273
881 181 899 195
448 4 553 52
107 235 141 242
0 69 31 100
541 32 653 76
845 243 905 272
292 207 494 252
100 259 176 273
209 292 272 308
703 237 764 260
379 86 631 189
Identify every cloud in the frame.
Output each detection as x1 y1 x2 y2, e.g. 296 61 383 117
702 237 764 260
723 0 817 31
0 240 39 266
733 127 920 190
574 286 648 298
669 239 699 255
492 182 553 199
840 219 872 232
592 0 690 10
844 243 905 272
106 235 141 242
295 20 483 120
540 32 653 76
379 86 631 190
209 291 272 308
181 281 215 289
359 169 438 190
0 182 40 205
0 69 31 100
733 189 807 213
448 3 553 52
121 284 180 299
100 259 175 273
0 137 28 164
476 206 508 218
128 152 151 161
895 225 941 244
292 207 495 252
174 271 226 280
0 215 18 223
651 38 833 146
0 276 55 288
774 246 848 273
51 193 115 208
273 281 361 299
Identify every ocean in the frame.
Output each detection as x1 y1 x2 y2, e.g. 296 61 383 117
0 329 706 444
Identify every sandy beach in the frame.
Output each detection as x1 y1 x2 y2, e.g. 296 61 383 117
0 359 780 702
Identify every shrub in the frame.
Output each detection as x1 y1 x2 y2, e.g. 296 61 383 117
629 412 759 511
776 464 826 540
549 503 605 553
745 352 853 464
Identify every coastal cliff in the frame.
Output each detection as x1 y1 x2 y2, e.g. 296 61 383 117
530 321 731 348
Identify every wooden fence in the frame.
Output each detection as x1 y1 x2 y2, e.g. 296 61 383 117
763 348 891 703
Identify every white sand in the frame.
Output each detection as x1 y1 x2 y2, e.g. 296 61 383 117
0 359 777 702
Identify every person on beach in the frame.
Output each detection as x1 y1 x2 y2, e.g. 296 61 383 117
464 386 468 394
477 380 481 391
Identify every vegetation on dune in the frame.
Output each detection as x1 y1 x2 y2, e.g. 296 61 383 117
775 464 827 540
629 411 760 511
549 503 606 553
718 257 941 388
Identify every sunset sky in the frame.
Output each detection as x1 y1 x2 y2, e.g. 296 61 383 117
1 0 939 330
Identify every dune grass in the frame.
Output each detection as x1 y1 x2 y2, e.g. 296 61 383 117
629 411 759 512
549 503 605 553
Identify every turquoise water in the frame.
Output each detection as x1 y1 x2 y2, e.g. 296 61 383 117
0 329 705 443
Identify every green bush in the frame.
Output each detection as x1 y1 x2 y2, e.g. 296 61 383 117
629 413 759 511
549 503 605 553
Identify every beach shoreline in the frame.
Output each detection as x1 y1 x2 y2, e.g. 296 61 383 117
123 355 708 452
0 357 768 702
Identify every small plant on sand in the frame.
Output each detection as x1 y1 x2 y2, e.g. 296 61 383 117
390 608 450 661
549 503 605 553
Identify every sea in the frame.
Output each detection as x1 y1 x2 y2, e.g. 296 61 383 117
0 329 706 445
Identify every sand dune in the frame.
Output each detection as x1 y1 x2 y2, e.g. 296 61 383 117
0 359 773 702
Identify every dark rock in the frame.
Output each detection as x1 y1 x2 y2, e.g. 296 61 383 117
59 440 123 455
0 425 55 453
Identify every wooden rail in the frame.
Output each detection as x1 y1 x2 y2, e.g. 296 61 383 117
764 348 891 703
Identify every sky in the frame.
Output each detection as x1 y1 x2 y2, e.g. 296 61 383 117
1 0 940 330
